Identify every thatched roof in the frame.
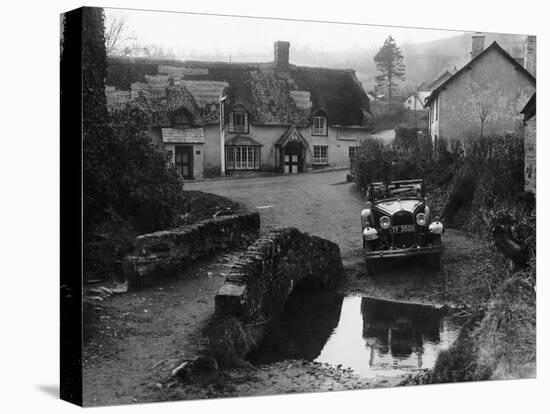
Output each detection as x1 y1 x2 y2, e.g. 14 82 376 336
106 56 372 128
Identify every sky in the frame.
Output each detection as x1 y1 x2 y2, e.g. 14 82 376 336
105 7 464 61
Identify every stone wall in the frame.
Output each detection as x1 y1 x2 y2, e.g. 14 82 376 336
122 212 260 287
215 227 343 321
524 115 536 194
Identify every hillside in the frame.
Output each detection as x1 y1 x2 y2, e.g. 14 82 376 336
176 32 527 97
399 32 526 91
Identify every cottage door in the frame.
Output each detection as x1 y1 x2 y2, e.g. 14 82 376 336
283 142 302 174
284 154 301 174
175 146 193 179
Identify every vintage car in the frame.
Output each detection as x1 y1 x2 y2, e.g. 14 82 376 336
361 179 444 273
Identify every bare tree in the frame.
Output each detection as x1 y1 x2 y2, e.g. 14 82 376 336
142 44 176 59
104 14 176 58
104 14 141 56
478 101 491 137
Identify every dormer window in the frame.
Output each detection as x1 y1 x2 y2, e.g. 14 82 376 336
172 108 193 128
229 106 249 134
312 111 328 136
174 112 189 125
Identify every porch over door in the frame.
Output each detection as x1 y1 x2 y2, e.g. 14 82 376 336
283 141 303 174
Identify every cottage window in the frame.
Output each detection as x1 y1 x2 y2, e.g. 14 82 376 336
312 115 327 136
174 112 189 125
349 146 358 159
313 145 328 165
229 111 249 134
225 146 260 170
435 97 439 121
172 108 192 127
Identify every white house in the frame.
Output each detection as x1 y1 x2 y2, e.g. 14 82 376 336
403 93 426 111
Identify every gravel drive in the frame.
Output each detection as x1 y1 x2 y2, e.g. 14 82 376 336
186 170 365 266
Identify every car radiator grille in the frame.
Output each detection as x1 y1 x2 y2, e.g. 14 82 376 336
392 211 414 226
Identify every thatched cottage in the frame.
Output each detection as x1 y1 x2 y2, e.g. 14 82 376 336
106 41 373 179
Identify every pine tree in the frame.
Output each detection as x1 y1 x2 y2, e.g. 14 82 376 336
374 36 406 108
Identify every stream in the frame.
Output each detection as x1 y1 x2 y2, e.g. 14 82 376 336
249 289 467 378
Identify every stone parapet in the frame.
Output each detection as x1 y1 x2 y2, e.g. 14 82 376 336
123 212 260 287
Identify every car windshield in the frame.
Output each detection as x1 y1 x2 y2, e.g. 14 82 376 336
368 181 423 201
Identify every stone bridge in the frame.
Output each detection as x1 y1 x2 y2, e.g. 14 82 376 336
215 227 343 320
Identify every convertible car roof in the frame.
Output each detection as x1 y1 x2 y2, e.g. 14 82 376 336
369 179 424 186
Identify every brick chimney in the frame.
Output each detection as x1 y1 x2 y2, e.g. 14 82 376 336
471 33 485 59
524 35 536 77
274 41 290 73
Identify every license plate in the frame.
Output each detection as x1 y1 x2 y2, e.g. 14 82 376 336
392 224 415 233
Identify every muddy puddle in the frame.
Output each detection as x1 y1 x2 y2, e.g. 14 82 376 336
249 290 467 378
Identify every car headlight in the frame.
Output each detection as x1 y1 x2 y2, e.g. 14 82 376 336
380 216 390 229
416 213 426 226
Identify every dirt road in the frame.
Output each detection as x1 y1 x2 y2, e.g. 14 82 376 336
83 170 490 405
187 170 366 266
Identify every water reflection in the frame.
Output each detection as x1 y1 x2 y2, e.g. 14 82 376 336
360 298 441 372
247 289 344 363
250 291 466 378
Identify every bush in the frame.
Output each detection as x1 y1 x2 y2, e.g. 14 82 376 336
393 124 418 151
354 134 526 233
352 136 448 194
108 102 186 233
85 100 186 235
441 134 525 231
352 138 392 192
84 101 188 280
